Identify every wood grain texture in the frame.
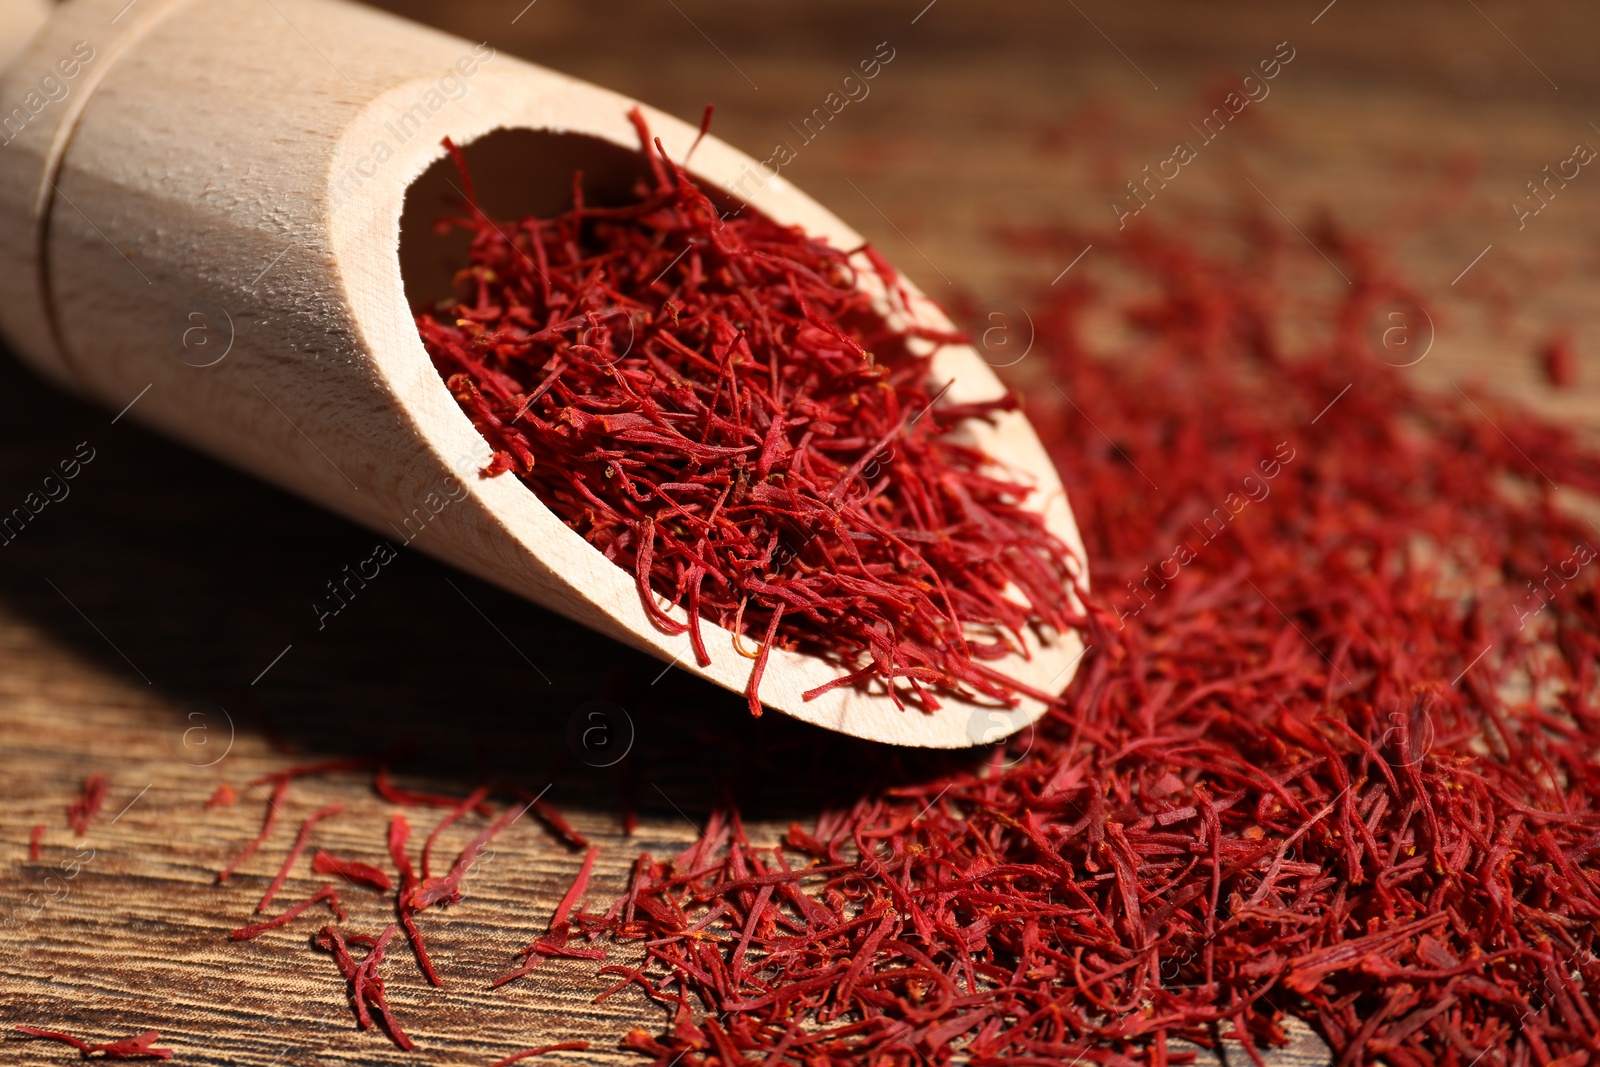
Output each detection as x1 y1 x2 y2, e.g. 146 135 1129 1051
3 0 1598 1063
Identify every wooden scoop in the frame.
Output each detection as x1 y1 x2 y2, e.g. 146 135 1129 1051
0 0 1087 747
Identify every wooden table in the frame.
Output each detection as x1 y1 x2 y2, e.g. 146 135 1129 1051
4 1 1597 1063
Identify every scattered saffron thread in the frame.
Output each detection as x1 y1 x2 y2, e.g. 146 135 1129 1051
487 1041 592 1066
312 849 394 891
256 804 343 912
229 883 346 940
215 777 287 882
66 774 107 836
14 1026 173 1061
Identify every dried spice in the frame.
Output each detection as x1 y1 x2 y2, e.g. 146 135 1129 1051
314 924 415 1051
494 845 605 988
573 203 1600 1065
419 785 490 882
217 759 374 882
417 116 1083 716
488 1042 593 1066
387 789 522 984
1540 330 1579 389
229 883 346 940
202 760 549 1057
203 784 236 810
387 813 443 986
531 800 589 850
257 804 342 912
251 758 375 784
173 104 1598 1067
28 823 43 861
312 849 394 891
376 765 494 815
65 774 106 836
411 799 526 909
514 787 590 849
14 1026 173 1060
215 778 286 883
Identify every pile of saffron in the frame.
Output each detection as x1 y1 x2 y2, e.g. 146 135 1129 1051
415 113 1082 715
561 222 1600 1060
68 117 1596 1067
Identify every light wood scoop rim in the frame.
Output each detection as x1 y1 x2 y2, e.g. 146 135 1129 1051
330 72 1088 749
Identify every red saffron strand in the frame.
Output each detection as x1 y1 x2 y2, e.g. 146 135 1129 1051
203 783 236 810
547 845 597 930
419 784 492 882
684 103 714 162
360 925 414 1052
14 1026 173 1061
375 765 493 814
486 1042 592 1067
66 774 107 836
216 777 287 883
256 804 343 912
412 800 527 911
493 846 604 988
314 924 414 1051
1539 329 1578 388
247 756 375 787
387 814 443 986
441 135 482 220
312 849 393 891
513 789 588 849
229 883 345 940
28 823 43 861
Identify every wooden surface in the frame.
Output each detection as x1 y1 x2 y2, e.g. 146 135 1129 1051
4 0 1599 1063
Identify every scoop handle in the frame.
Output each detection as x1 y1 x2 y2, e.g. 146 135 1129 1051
0 0 1088 748
0 0 50 73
